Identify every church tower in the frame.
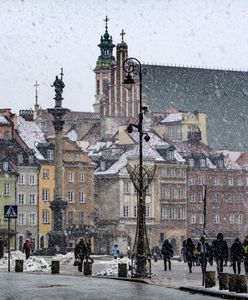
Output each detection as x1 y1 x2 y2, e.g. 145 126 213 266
93 16 115 114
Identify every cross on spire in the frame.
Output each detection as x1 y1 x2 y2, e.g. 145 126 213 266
104 15 109 32
60 67 64 80
120 29 125 42
34 80 39 106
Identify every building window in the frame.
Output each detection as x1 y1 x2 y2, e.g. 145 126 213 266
189 194 195 202
29 213 36 226
237 178 243 186
179 206 185 219
228 177 234 186
79 172 85 182
213 177 220 185
79 211 84 226
199 214 204 224
123 180 130 194
18 173 25 185
160 207 166 219
146 184 152 195
229 214 235 224
228 194 234 203
3 130 10 140
123 206 129 217
29 194 36 205
47 150 54 160
168 206 176 219
199 177 205 185
188 178 195 185
213 193 219 202
213 214 220 224
178 186 184 199
67 191 74 203
28 155 34 164
96 80 100 94
160 168 167 178
29 174 36 185
3 162 8 171
200 158 206 168
68 172 75 183
170 186 176 199
18 193 25 205
3 183 10 196
43 169 49 180
18 213 25 226
237 194 242 202
237 214 243 224
176 126 182 139
42 189 49 201
167 150 174 160
100 161 105 171
42 210 49 224
189 158 194 167
218 159 224 168
18 154 23 164
145 206 150 218
190 214 196 224
68 211 74 225
134 205 137 217
79 191 85 203
198 193 203 203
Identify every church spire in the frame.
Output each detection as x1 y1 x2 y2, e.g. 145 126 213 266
95 16 115 70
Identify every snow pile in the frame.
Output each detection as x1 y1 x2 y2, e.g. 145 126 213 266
51 252 74 265
0 251 50 272
94 257 131 276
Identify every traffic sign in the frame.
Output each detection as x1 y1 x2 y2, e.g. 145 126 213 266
4 205 18 219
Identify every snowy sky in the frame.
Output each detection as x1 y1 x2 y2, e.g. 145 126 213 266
1 0 248 114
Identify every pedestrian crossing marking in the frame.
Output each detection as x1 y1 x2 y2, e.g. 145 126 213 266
4 205 18 218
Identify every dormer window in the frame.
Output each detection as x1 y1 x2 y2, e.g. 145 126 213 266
47 150 54 161
189 158 194 167
18 154 23 164
3 162 8 171
28 155 34 164
200 158 206 168
100 161 106 171
167 150 174 160
218 159 224 168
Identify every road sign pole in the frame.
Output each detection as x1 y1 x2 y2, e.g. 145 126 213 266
8 218 10 272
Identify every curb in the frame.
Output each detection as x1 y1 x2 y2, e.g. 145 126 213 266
180 287 248 300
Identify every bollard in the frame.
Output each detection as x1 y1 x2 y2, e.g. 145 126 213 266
15 260 23 272
205 271 216 288
118 263 127 277
219 273 229 290
84 262 92 276
51 260 60 274
236 275 247 293
229 274 237 292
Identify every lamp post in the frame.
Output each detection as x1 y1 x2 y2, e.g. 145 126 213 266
123 57 151 277
202 184 207 286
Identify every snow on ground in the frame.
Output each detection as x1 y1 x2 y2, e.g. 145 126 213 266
0 251 50 272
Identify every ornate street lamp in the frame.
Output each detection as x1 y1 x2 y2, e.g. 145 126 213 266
123 57 154 277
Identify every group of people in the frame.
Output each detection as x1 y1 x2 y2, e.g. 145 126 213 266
181 233 248 275
74 238 92 272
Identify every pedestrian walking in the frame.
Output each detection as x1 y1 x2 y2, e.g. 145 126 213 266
230 238 243 275
181 240 187 262
161 239 173 271
243 236 248 275
23 239 32 260
111 244 119 259
211 233 228 275
197 236 208 272
0 238 4 259
127 246 131 259
185 238 195 273
74 238 88 272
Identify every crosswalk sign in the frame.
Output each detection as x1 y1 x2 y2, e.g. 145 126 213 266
4 205 18 219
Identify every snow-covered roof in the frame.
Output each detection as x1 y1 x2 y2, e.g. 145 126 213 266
66 129 78 141
160 113 183 123
17 116 46 160
0 116 8 124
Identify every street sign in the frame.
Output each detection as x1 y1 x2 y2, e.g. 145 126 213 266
4 205 18 219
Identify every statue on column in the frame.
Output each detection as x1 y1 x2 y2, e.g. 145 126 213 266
51 69 65 107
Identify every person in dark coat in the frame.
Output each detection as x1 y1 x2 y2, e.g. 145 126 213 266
197 236 208 272
74 238 88 272
211 233 228 275
23 239 32 260
185 238 195 273
161 239 173 271
242 236 248 274
230 238 243 275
